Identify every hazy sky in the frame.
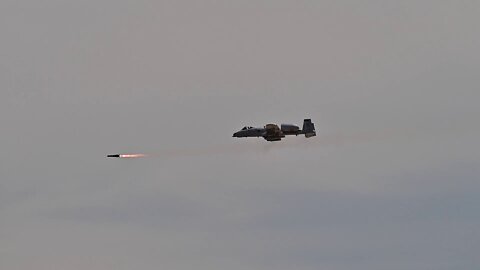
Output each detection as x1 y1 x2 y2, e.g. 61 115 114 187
1 1 479 269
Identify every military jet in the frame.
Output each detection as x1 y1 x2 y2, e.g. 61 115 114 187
233 119 316 141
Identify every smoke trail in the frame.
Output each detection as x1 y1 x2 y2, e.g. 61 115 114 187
109 126 462 160
143 129 400 159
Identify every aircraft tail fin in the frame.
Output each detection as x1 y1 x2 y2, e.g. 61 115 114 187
302 119 316 138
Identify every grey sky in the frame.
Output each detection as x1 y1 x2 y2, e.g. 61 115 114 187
1 1 479 269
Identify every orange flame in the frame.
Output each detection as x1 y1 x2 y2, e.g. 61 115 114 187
119 154 146 158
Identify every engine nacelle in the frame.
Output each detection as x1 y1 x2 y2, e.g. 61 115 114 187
281 124 299 132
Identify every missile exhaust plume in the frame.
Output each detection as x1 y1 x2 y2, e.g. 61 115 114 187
107 154 146 158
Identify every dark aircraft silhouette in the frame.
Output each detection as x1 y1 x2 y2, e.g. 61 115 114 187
233 119 316 141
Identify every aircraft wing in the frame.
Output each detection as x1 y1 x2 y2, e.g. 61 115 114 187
264 124 283 141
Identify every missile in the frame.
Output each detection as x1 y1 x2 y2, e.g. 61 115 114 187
107 154 120 158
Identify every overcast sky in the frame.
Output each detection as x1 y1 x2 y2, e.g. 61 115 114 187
1 1 479 269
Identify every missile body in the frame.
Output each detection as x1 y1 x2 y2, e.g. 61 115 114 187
107 154 120 158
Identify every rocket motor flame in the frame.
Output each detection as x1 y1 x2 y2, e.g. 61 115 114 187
119 154 146 158
107 154 147 158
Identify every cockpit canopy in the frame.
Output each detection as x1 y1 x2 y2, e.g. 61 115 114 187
241 126 254 130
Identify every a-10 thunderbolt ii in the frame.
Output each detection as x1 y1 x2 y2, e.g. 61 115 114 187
233 119 316 141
